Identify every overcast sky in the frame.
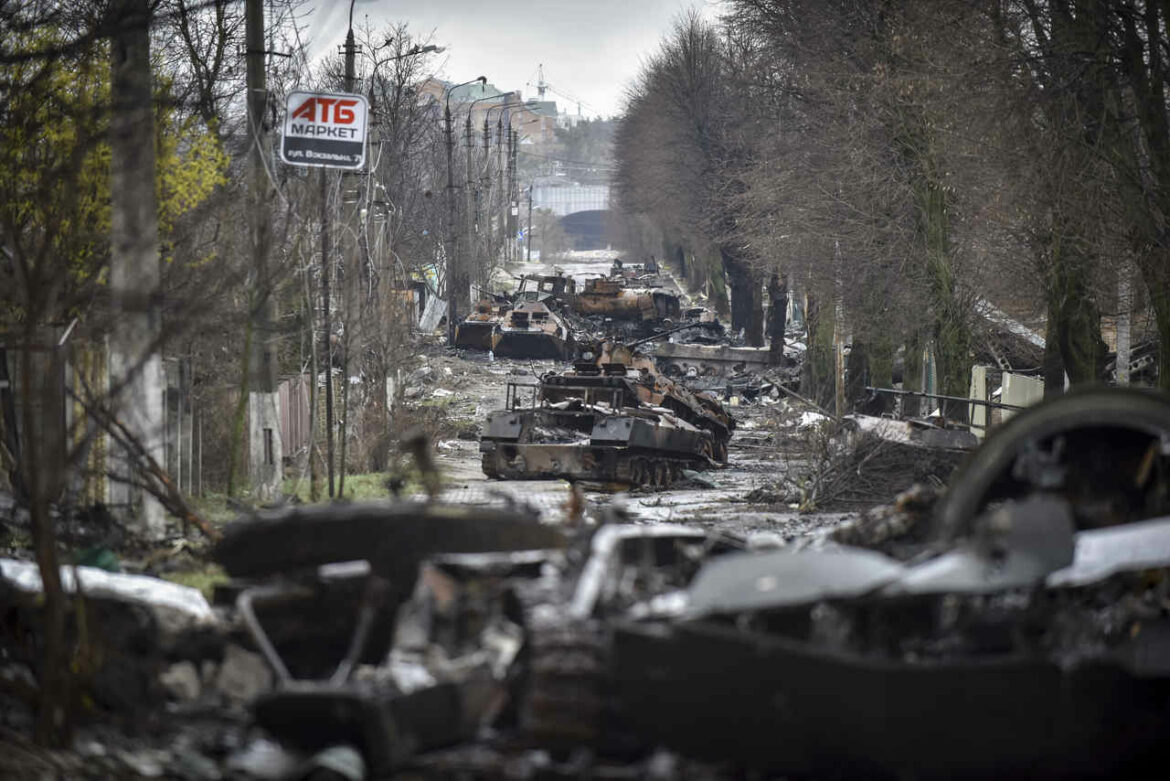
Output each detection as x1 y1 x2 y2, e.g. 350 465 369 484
309 0 724 118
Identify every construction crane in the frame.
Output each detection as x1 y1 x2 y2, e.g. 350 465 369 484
527 63 595 118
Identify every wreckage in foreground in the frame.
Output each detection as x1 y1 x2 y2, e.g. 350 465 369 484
615 388 1170 777
238 388 1170 778
480 342 735 487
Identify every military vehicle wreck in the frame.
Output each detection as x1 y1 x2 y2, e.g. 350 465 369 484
228 388 1170 779
453 273 578 358
225 515 747 778
490 299 575 360
614 388 1170 778
480 342 735 487
573 276 682 322
453 295 509 352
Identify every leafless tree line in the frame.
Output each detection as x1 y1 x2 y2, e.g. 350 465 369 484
614 0 1170 405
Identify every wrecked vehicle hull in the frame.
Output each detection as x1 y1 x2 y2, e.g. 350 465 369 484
573 277 681 321
491 330 571 361
453 318 500 352
480 354 732 488
489 301 576 360
653 342 774 378
480 408 717 487
612 619 1170 779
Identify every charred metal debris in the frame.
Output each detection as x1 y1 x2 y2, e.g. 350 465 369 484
242 390 1170 776
480 341 735 489
3 388 1170 778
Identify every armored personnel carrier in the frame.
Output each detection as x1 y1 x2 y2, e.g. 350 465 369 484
491 298 575 360
480 343 734 487
454 273 578 356
454 295 510 351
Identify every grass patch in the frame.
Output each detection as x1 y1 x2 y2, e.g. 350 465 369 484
190 493 238 526
161 563 228 600
282 472 400 503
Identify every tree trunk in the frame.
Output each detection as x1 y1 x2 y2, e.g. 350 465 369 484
802 294 836 410
23 327 69 747
1042 303 1065 398
766 273 788 365
1138 252 1170 391
723 248 763 345
1045 244 1106 388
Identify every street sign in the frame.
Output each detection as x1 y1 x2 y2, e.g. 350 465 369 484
280 91 368 169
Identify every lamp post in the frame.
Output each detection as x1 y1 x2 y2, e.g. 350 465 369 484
444 77 486 345
461 94 506 298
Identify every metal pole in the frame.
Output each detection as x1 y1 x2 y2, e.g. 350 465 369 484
445 101 457 344
338 18 357 498
526 185 533 262
321 168 334 497
464 113 474 309
864 386 1026 412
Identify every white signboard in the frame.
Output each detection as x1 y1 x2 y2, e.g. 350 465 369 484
281 91 368 169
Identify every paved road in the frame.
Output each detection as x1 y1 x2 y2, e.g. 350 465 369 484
426 251 848 540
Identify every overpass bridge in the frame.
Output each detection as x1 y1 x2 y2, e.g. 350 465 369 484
530 182 611 249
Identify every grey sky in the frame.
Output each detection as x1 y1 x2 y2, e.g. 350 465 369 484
310 0 723 118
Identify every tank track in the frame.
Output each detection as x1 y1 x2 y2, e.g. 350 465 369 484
482 447 714 489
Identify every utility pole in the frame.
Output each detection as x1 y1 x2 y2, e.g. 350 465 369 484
338 16 357 497
445 100 458 344
440 77 484 342
526 184 533 262
320 169 334 497
109 0 164 536
464 114 475 304
497 116 505 265
508 129 518 263
483 116 493 279
245 0 282 501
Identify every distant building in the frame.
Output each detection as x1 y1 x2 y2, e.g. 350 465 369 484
417 78 557 144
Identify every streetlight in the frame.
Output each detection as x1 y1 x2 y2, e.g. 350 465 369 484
444 77 486 345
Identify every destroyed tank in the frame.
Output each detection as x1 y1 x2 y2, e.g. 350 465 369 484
574 276 682 321
480 343 734 487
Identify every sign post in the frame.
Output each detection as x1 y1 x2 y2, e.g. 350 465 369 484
280 90 368 499
280 91 368 170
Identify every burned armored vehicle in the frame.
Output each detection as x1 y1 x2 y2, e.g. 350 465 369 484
454 273 578 358
574 276 681 322
480 343 734 487
454 295 510 351
491 299 575 360
230 519 745 777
